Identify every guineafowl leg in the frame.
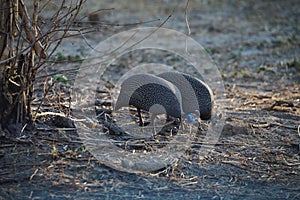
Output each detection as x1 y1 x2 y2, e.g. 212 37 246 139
137 108 144 126
179 117 183 131
166 115 172 122
149 114 157 136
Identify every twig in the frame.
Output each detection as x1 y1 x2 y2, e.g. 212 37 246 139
29 168 38 180
270 100 294 109
36 127 76 131
78 8 115 21
33 81 55 119
283 157 300 166
18 0 46 58
251 123 270 128
184 0 191 53
251 122 298 130
40 0 85 67
221 160 267 174
34 136 82 144
184 0 191 36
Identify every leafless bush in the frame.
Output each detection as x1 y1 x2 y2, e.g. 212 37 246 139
0 0 85 127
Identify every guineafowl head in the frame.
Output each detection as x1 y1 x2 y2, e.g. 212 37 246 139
184 113 200 126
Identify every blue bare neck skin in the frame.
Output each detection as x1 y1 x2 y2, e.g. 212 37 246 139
183 113 200 125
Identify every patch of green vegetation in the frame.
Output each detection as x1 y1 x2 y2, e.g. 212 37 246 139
229 52 239 60
271 39 284 47
269 19 278 28
116 63 126 70
68 54 82 61
169 55 181 62
257 65 276 74
76 45 86 57
204 68 214 75
240 69 251 78
56 52 67 62
286 58 300 72
230 47 243 60
52 74 69 84
54 52 82 62
204 47 219 54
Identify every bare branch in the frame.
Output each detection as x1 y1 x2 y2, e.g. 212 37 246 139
18 0 46 59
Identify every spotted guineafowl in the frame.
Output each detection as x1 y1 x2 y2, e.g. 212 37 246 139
157 71 213 120
115 73 183 126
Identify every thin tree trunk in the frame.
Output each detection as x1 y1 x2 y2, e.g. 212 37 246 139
0 0 32 127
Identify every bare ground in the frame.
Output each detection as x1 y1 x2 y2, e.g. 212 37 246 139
1 1 300 199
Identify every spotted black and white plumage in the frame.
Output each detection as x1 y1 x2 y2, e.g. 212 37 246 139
157 71 213 120
115 74 183 125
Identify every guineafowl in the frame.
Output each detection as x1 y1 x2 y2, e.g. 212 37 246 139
157 71 213 120
115 73 183 126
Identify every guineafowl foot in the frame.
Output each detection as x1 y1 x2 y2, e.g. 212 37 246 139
138 121 150 126
143 121 151 126
138 121 143 127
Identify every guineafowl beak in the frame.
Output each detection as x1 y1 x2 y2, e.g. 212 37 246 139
197 118 201 127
